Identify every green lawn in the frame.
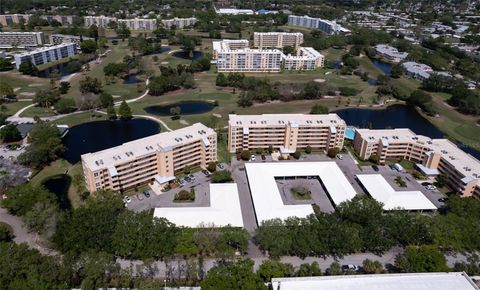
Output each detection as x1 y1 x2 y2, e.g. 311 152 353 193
2 101 32 115
20 106 56 118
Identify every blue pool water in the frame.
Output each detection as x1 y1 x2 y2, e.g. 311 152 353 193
344 127 356 140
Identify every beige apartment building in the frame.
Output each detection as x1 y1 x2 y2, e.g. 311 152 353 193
354 128 480 198
228 114 346 154
253 32 304 49
118 18 157 30
84 15 117 28
0 32 44 48
161 17 197 29
0 14 31 26
81 123 217 193
283 47 325 70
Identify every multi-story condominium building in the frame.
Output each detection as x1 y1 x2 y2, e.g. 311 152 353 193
253 32 304 49
118 18 157 30
81 123 217 193
49 34 93 47
374 44 409 63
84 15 117 28
354 128 480 198
13 43 77 69
0 14 31 26
0 32 44 48
283 47 325 70
41 15 77 25
214 7 254 15
402 61 433 80
161 17 197 29
228 114 346 154
213 39 324 72
288 15 351 35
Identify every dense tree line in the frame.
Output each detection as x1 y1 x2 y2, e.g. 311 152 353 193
148 65 195 96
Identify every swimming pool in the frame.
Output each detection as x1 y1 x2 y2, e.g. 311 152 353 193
345 127 356 140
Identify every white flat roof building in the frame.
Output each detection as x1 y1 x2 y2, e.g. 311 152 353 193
13 42 77 69
356 174 437 211
245 162 357 225
374 44 409 63
118 18 157 30
161 17 197 29
0 31 44 48
215 8 254 15
153 183 244 227
402 61 433 80
271 272 479 290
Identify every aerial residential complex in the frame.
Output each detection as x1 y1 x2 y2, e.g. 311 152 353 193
0 14 76 26
13 43 78 69
81 123 217 193
228 114 345 154
253 32 304 49
354 128 480 198
41 15 77 25
118 18 157 30
0 32 44 48
402 61 433 80
213 38 324 72
374 44 409 63
288 15 351 34
161 17 197 29
84 15 117 28
214 7 255 15
49 34 93 46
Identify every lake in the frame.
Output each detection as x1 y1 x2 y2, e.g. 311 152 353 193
42 174 72 210
123 74 142 84
144 101 215 116
172 51 204 60
371 59 393 76
335 105 480 159
62 118 160 164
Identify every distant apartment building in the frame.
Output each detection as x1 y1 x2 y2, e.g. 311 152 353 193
402 61 433 80
288 15 351 35
0 14 31 26
0 32 44 48
354 128 480 198
49 34 92 47
228 114 346 154
118 18 157 30
41 15 77 25
214 7 254 15
13 43 77 69
161 17 197 29
84 15 117 28
81 123 217 193
283 47 324 70
213 39 324 72
374 44 409 63
253 32 304 49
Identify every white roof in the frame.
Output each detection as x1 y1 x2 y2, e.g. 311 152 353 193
271 272 479 290
245 162 357 224
357 174 437 211
153 183 244 228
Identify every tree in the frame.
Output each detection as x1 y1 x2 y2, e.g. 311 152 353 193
434 173 448 188
305 145 312 154
58 81 71 94
369 154 380 164
99 92 114 108
362 259 384 274
296 262 322 277
327 148 339 158
293 151 301 159
325 262 343 275
310 104 329 114
115 22 131 40
0 58 13 71
216 73 228 86
240 150 251 161
2 184 56 217
211 170 233 183
80 39 98 54
395 245 449 273
391 65 403 78
303 81 326 99
201 259 267 290
54 98 76 114
18 61 38 76
17 120 64 168
107 105 117 120
0 224 13 242
257 260 294 282
169 106 181 116
207 162 217 172
79 76 102 94
34 89 59 108
118 100 132 120
408 90 433 114
0 124 21 142
0 82 15 99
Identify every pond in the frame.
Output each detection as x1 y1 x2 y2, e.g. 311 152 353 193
144 101 215 116
335 104 480 159
367 78 378 86
123 74 142 84
42 174 72 210
172 50 204 60
62 118 160 164
37 60 83 78
371 59 393 76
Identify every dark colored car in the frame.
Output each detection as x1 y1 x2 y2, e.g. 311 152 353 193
202 169 210 176
261 155 266 160
438 197 447 202
372 165 379 172
143 191 151 198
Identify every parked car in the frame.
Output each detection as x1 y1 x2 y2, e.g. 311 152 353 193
236 155 241 161
342 264 359 272
251 155 256 161
438 197 447 202
123 196 132 204
178 178 186 186
184 177 192 183
421 182 430 187
188 174 195 180
336 154 343 160
202 169 210 176
372 165 379 172
143 191 151 198
261 155 266 160
217 163 225 169
426 184 437 191
136 193 144 201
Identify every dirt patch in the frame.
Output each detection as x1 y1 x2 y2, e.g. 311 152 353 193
27 83 43 87
213 113 222 118
19 92 35 96
161 61 169 65
179 119 190 125
314 78 326 83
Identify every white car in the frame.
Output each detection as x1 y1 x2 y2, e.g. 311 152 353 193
124 195 132 203
250 155 256 161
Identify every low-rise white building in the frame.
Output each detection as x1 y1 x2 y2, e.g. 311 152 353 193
118 18 157 30
288 15 350 35
13 43 77 69
0 32 44 48
374 44 409 63
84 15 117 28
215 7 254 15
283 47 324 70
402 61 433 80
161 17 197 29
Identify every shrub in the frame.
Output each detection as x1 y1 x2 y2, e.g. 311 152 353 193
240 150 251 161
305 145 312 154
211 170 233 183
207 162 217 172
174 188 195 202
369 154 380 164
293 151 301 159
